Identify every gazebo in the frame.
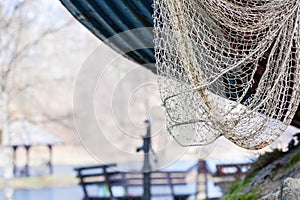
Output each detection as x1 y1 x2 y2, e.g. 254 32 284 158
9 120 62 176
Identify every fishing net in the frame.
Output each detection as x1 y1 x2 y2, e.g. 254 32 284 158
153 0 300 149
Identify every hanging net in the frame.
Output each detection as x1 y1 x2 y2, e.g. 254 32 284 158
153 0 300 150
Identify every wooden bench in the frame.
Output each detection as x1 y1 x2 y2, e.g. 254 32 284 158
75 162 206 200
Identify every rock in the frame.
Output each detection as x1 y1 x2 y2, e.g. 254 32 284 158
281 178 300 200
260 178 300 200
260 192 279 200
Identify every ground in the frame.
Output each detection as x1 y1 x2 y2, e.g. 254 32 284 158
222 143 300 199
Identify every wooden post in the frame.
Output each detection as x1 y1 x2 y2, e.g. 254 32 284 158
47 145 53 174
167 172 175 197
197 160 209 199
136 119 152 200
77 169 89 199
12 146 18 176
103 166 114 198
24 145 31 177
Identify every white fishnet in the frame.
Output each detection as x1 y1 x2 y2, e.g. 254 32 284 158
153 0 300 149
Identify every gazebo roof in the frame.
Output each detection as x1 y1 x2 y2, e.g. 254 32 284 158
10 120 63 147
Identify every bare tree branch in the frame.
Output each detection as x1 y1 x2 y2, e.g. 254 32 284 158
39 112 74 129
11 112 74 130
5 19 72 74
9 77 72 99
5 0 26 26
0 1 74 199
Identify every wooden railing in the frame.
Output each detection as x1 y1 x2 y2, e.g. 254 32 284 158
214 163 252 177
75 161 252 200
74 162 206 200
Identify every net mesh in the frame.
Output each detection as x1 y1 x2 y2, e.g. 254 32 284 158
153 0 300 149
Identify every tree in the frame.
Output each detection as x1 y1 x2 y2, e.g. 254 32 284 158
0 1 71 199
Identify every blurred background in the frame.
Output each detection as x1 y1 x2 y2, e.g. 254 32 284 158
0 0 299 200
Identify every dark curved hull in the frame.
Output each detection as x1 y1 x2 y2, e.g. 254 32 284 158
60 0 155 70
